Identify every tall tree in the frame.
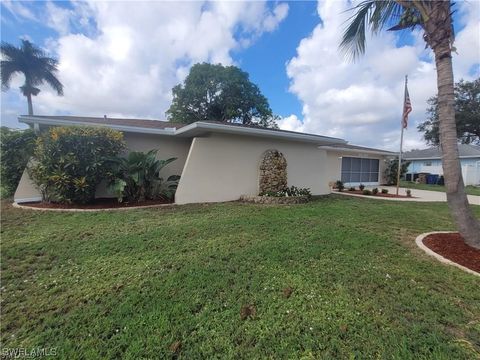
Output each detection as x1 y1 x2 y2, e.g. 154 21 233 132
166 63 277 128
340 1 480 248
1 39 63 115
418 78 480 145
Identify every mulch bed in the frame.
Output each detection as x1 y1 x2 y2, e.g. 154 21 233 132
22 198 172 209
337 190 413 198
423 233 480 273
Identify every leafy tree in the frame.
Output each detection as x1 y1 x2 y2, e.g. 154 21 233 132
418 78 480 145
340 1 480 247
384 159 410 186
0 127 37 195
166 63 277 128
1 39 63 115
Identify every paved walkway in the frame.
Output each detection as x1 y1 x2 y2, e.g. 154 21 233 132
333 186 480 205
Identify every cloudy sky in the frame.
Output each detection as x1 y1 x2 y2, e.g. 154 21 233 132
1 0 479 150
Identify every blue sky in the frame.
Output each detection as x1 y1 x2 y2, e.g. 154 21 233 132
1 1 479 150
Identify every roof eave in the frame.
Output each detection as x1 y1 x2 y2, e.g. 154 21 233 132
318 145 395 156
175 121 347 145
18 115 177 136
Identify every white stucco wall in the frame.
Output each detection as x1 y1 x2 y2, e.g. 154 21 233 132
175 133 331 204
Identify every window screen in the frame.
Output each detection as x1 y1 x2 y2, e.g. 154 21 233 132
341 157 379 183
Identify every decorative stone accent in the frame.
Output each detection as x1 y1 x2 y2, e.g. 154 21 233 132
259 150 287 194
239 195 309 204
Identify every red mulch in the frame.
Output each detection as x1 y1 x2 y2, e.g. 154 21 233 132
337 190 413 198
22 198 172 209
423 233 480 273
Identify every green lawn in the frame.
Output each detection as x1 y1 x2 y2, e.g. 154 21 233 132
1 197 479 359
400 180 480 196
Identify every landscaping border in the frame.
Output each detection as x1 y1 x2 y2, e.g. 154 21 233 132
12 202 175 212
239 195 309 204
415 231 479 277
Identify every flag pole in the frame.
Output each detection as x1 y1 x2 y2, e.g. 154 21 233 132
396 75 408 196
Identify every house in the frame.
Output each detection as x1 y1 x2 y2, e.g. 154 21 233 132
403 144 480 186
14 115 395 204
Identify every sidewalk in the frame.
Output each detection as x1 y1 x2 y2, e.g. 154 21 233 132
333 186 480 205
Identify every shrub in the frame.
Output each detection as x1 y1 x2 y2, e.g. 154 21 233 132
406 189 412 197
381 188 389 194
362 189 372 195
106 149 179 202
334 180 344 192
261 185 311 198
29 126 125 204
348 187 356 191
384 159 410 185
372 188 378 195
0 127 36 196
359 184 365 191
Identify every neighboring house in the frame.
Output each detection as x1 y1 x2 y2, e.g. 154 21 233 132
403 144 480 186
14 115 395 204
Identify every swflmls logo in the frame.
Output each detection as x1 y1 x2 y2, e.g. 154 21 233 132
1 347 57 358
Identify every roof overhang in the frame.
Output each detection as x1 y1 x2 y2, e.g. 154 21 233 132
318 145 396 156
19 116 347 146
175 121 347 145
19 115 177 136
404 156 480 160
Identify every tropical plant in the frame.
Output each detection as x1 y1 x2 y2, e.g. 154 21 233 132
261 185 312 198
0 127 36 195
384 159 410 185
340 0 480 248
334 180 345 192
418 78 480 145
106 150 179 203
166 63 278 128
29 126 125 204
1 40 63 115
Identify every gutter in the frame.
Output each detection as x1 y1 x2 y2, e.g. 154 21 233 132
18 116 177 136
318 145 395 156
175 121 347 145
404 156 480 160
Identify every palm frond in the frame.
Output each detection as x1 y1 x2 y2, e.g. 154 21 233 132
340 0 405 61
1 60 21 90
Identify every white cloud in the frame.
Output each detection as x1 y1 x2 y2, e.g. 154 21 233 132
1 1 288 127
277 114 304 132
283 0 480 151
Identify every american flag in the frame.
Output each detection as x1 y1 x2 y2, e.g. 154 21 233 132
402 84 412 129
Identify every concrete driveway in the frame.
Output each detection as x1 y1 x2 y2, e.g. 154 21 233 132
333 186 480 205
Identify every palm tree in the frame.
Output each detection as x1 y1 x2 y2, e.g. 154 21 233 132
1 39 63 115
340 1 480 248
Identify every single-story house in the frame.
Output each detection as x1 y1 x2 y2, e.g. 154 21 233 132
14 115 395 204
404 144 480 186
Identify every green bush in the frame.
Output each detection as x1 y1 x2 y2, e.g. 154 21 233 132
406 189 412 197
381 188 389 194
348 187 356 191
362 189 372 195
334 180 345 192
261 186 311 198
0 127 37 196
384 159 410 185
106 149 179 203
372 188 378 195
29 126 125 204
359 184 365 191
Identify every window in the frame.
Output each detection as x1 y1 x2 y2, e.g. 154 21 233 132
341 157 379 184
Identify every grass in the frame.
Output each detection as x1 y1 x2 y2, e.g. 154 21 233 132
400 180 480 196
1 196 480 359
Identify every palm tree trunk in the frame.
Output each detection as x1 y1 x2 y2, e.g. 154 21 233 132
26 93 34 115
434 44 480 248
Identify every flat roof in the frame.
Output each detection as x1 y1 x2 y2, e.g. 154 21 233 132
19 115 348 145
